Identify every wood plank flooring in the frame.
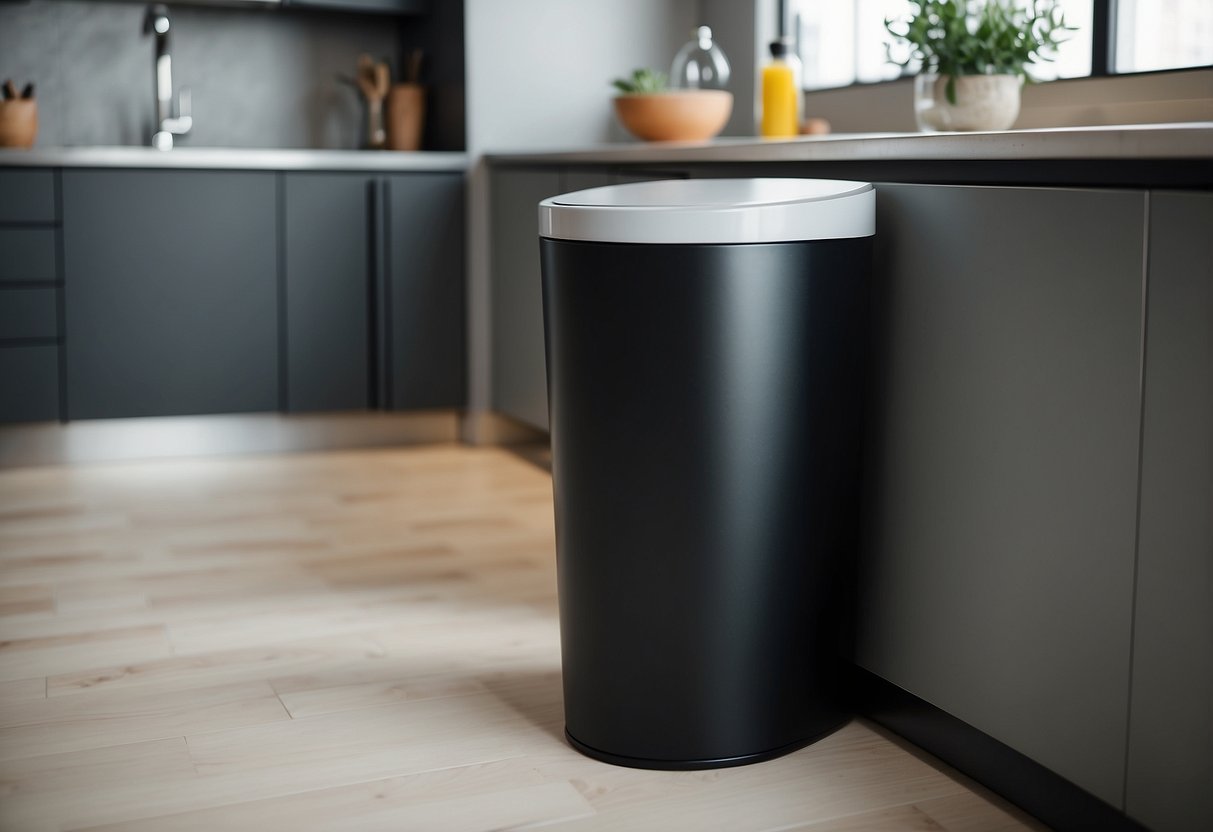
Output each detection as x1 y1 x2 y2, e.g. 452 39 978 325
0 445 1045 831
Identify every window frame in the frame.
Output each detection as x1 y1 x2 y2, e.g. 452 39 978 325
794 0 1213 93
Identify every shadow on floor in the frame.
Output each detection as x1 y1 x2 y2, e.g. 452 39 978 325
478 666 567 744
501 442 552 474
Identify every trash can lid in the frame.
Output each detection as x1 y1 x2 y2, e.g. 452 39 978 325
539 178 874 244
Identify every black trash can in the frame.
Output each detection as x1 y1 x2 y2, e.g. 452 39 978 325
539 178 874 770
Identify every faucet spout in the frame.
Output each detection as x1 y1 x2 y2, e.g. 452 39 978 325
143 4 192 150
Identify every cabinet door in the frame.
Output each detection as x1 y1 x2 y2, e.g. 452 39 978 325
284 174 371 412
0 169 56 223
0 346 59 423
62 170 278 419
0 286 61 423
1125 192 1213 832
560 169 613 194
490 168 563 430
385 173 465 410
0 228 58 283
857 184 1145 807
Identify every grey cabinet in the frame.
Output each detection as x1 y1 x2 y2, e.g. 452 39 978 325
1125 192 1213 832
0 346 60 423
0 167 61 424
489 166 689 430
62 170 278 419
53 167 460 423
0 228 58 283
490 168 563 430
0 288 58 340
857 184 1145 807
283 172 464 413
0 169 56 223
559 169 614 193
283 174 372 412
385 173 464 409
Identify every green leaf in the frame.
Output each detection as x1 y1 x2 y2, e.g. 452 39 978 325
611 68 668 95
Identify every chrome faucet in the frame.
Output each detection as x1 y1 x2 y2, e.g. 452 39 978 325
143 4 192 150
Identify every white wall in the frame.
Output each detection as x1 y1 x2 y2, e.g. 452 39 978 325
700 0 772 137
464 0 700 152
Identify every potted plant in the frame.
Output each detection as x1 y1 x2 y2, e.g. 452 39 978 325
886 0 1074 132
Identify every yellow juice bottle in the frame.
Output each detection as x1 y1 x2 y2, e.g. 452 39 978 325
761 39 801 138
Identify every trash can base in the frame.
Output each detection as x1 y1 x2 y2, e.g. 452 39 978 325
564 720 849 771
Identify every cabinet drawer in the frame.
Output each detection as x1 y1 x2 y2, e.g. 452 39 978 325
0 344 60 422
0 169 57 223
0 287 58 340
0 228 58 283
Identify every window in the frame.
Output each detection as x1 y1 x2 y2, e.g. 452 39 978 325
1028 0 1093 81
790 0 1212 92
794 0 910 89
1115 0 1213 73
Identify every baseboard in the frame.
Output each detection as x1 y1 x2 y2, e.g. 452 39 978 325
0 410 461 468
461 409 549 446
852 666 1147 832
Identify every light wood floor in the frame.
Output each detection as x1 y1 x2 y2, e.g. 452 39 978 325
0 444 1045 831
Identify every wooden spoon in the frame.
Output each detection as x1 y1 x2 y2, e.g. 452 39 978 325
374 61 390 100
355 54 379 101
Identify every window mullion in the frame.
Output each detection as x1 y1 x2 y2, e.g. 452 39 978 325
1092 0 1114 76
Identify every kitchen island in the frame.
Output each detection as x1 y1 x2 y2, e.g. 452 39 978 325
482 123 1212 832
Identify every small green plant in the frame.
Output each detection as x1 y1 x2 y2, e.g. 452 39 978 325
886 0 1075 103
611 68 668 95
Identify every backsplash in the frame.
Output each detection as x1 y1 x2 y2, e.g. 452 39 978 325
0 0 401 149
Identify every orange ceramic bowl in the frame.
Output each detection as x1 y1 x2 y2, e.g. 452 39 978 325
613 90 732 142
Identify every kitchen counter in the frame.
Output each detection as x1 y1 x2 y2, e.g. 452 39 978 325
482 126 1212 832
0 146 468 171
489 122 1213 166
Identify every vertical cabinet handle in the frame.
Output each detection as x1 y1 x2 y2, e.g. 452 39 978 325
367 178 381 408
372 177 391 409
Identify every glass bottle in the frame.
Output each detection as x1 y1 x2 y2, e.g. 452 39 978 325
761 38 802 138
670 26 731 90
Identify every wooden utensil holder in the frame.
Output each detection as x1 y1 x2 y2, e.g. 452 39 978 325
386 84 425 151
0 99 37 148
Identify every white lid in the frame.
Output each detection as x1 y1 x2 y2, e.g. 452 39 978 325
539 178 874 244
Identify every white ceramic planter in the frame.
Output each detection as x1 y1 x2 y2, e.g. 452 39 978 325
914 73 1022 132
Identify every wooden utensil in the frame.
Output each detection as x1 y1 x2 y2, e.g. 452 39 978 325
406 49 423 84
355 54 379 101
374 61 389 99
354 53 388 150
